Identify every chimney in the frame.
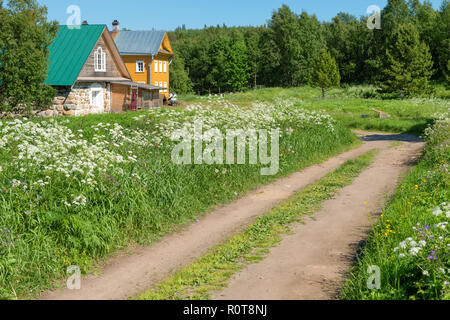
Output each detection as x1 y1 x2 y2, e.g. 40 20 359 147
112 20 120 32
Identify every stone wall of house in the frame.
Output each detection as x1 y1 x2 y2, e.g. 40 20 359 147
40 82 111 117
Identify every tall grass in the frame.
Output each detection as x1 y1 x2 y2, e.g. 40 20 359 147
0 101 358 299
139 150 377 300
180 86 449 135
341 113 449 300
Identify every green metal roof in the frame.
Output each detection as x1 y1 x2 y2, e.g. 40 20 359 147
45 25 106 86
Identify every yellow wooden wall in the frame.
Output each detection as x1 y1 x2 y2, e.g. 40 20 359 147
118 33 173 99
121 54 170 99
151 53 170 99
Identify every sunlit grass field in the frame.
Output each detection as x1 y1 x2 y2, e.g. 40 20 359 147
341 115 449 300
0 85 447 300
180 85 449 135
0 100 358 299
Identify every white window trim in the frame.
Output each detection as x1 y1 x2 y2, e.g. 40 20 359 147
159 81 163 93
136 60 145 73
159 61 162 73
89 84 104 109
154 60 158 73
94 47 106 72
164 81 167 93
163 61 167 73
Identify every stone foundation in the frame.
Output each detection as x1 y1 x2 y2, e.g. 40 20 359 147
43 82 111 117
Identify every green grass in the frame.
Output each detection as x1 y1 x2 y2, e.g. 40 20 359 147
180 85 449 135
341 118 449 300
139 150 378 300
0 105 359 299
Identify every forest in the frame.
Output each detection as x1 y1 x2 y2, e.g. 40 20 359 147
168 0 450 96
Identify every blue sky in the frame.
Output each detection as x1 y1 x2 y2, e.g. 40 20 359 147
37 0 445 31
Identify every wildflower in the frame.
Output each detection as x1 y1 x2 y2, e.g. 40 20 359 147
409 247 421 256
432 207 443 216
423 270 430 276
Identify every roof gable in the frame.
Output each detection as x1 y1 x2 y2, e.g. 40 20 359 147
113 30 169 55
45 25 106 86
78 31 131 81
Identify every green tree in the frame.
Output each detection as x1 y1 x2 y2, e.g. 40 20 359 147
267 5 303 86
309 48 340 97
445 60 450 87
324 13 376 83
267 6 325 86
0 0 58 112
435 0 450 80
207 37 229 93
382 23 434 96
169 52 193 94
244 28 262 88
224 39 250 92
258 28 281 87
409 0 440 77
296 12 325 84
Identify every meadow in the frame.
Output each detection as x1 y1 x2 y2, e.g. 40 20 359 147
341 112 449 300
0 99 357 299
139 87 449 300
0 85 448 300
180 85 449 135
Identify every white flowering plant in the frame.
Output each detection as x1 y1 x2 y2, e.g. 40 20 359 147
393 205 449 297
342 113 449 300
0 100 357 299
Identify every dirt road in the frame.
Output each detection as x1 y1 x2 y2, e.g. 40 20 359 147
40 132 424 300
212 132 424 300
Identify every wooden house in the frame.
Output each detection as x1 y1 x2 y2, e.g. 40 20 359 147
111 21 173 101
45 24 164 116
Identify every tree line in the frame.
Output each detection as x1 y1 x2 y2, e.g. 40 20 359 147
169 0 450 97
1 0 449 113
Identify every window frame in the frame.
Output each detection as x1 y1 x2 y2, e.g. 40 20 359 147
89 84 104 109
136 60 145 73
94 47 106 72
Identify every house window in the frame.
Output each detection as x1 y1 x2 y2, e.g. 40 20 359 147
164 82 167 93
136 61 145 73
94 47 106 72
155 81 158 87
90 84 104 109
154 60 158 73
159 61 163 74
163 61 167 73
159 81 163 93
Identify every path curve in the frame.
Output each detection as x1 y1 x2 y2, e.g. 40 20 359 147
212 132 424 300
40 132 423 300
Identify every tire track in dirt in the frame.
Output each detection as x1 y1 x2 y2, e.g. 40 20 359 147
40 132 423 300
212 132 424 300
